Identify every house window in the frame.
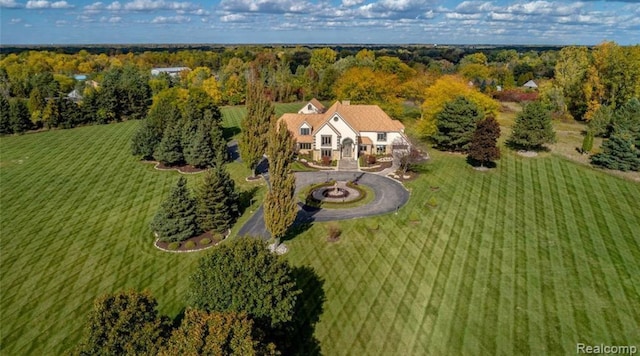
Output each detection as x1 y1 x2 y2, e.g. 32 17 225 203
307 104 312 110
359 145 367 152
299 143 311 150
321 149 332 158
377 132 387 142
300 127 310 135
321 135 332 146
376 145 386 154
333 117 339 122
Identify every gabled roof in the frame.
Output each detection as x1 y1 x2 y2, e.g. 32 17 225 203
523 80 538 88
280 101 404 144
309 98 325 111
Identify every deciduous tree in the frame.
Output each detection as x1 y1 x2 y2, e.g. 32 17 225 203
239 80 273 176
188 237 301 328
263 120 297 245
419 75 499 138
150 176 200 242
73 290 170 356
159 309 275 356
468 116 501 166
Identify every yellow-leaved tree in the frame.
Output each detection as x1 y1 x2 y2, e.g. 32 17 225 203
333 67 402 118
419 75 499 138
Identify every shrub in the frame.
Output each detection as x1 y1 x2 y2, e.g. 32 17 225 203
367 154 376 165
427 196 438 208
321 155 331 166
327 225 341 242
493 89 539 103
184 241 196 249
168 242 180 250
200 237 211 245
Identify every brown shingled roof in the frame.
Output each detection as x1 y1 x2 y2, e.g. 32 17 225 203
279 101 404 143
309 98 325 112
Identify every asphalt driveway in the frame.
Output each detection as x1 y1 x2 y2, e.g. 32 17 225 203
237 171 409 240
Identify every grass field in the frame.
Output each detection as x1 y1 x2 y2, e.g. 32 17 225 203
1 104 639 355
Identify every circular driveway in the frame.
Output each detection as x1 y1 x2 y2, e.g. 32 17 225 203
237 171 410 239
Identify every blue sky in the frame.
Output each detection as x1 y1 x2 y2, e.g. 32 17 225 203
1 0 639 45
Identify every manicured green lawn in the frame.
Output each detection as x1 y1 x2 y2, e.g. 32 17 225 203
1 107 639 355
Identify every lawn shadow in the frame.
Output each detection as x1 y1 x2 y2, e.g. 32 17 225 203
281 205 316 243
465 156 497 169
277 266 326 355
222 126 241 140
238 186 260 216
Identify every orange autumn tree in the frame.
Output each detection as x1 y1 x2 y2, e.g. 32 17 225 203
418 75 499 138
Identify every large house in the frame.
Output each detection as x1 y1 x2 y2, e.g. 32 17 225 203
280 100 408 161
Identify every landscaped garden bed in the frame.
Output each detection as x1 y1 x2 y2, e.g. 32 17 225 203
154 230 225 252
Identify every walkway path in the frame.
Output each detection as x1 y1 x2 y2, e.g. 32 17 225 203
237 171 409 240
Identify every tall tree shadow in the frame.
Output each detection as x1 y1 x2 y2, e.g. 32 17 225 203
278 265 326 355
238 186 260 216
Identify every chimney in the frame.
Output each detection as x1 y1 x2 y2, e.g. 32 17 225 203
342 100 350 105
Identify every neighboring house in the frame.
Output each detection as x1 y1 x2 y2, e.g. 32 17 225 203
280 99 408 161
150 67 190 77
67 89 83 103
523 80 538 90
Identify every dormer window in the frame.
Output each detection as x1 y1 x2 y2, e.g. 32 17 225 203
307 104 312 110
300 127 310 135
377 132 387 142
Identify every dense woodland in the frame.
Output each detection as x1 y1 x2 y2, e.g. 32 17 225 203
1 43 639 167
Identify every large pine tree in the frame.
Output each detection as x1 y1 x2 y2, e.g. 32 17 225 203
196 164 239 234
131 119 162 160
432 96 484 152
239 79 273 176
0 95 12 135
183 120 216 168
154 122 184 166
508 101 556 150
263 120 297 245
150 176 201 242
591 134 640 171
468 116 501 167
9 99 33 134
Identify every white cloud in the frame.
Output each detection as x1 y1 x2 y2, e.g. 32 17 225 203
9 17 22 24
219 0 316 14
342 0 365 6
124 0 196 11
26 0 73 9
0 0 23 8
151 15 191 23
220 13 248 22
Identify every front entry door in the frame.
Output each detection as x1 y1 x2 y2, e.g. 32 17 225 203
342 138 353 158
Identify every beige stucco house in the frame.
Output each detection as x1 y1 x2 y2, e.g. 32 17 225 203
279 99 408 161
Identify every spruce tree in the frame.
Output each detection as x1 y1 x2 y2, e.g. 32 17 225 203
508 101 556 151
131 119 162 160
0 95 12 135
210 121 228 167
239 80 273 176
432 96 484 152
468 116 501 167
9 99 32 134
263 120 297 245
150 176 201 242
154 122 184 166
591 133 640 171
183 120 216 168
196 164 239 234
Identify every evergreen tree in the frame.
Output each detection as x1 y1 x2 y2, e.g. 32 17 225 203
467 116 501 167
210 120 228 166
611 98 640 146
150 176 201 242
591 134 640 171
196 165 239 234
432 96 484 152
240 80 273 176
263 120 297 245
508 101 556 150
154 122 184 166
582 130 594 153
131 119 162 160
0 95 12 135
9 99 32 134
